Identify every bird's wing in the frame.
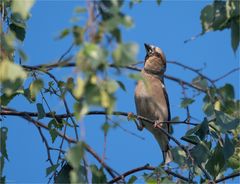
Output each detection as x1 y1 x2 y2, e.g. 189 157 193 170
134 82 145 130
162 85 171 121
162 83 171 133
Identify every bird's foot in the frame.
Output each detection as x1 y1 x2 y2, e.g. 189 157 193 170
154 120 162 128
128 112 144 131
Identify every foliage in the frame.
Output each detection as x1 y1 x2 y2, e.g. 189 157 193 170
200 0 240 53
0 0 239 183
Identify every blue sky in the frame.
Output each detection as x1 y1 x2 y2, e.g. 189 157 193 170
3 0 239 183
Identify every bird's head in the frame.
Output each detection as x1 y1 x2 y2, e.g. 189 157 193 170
144 43 166 75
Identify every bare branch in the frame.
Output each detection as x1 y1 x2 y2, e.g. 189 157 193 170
0 107 199 126
215 172 240 183
21 62 208 93
58 43 74 63
108 164 190 183
213 67 240 83
1 107 210 179
1 107 118 179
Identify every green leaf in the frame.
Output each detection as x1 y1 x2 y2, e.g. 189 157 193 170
36 103 46 120
72 26 84 45
49 129 58 143
227 152 240 171
116 80 126 91
195 118 209 140
101 122 110 134
200 2 229 33
74 7 87 13
219 84 235 100
190 141 210 164
206 142 225 179
46 164 59 177
180 98 195 108
0 160 5 183
121 15 134 28
112 43 138 66
77 43 108 72
129 0 142 8
57 28 70 40
66 142 85 169
18 49 28 61
100 90 111 108
128 73 143 81
161 177 175 184
171 116 180 121
127 175 137 184
29 79 44 99
0 127 8 161
90 165 107 183
230 12 240 53
48 118 63 130
69 166 88 184
156 0 161 6
0 60 27 95
185 125 200 136
29 84 39 99
9 23 26 41
74 102 88 120
54 164 72 183
215 110 239 133
69 170 79 183
0 91 23 106
192 76 208 91
171 147 186 166
223 135 235 160
11 0 35 20
73 77 85 99
103 79 118 93
203 102 214 116
0 156 5 183
181 135 200 145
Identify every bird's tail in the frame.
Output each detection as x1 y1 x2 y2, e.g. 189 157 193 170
162 146 173 164
154 133 173 164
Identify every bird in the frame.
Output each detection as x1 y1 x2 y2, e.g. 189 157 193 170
134 43 173 164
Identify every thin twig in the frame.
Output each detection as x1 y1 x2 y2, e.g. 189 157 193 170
42 70 79 141
213 67 240 83
107 117 145 140
23 113 54 166
4 107 118 179
37 126 54 166
58 43 74 63
49 147 66 153
108 164 190 183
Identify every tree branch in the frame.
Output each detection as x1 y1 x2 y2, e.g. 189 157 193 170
1 107 211 180
213 67 240 83
108 164 190 183
1 107 118 179
21 61 208 93
0 107 199 126
215 172 240 183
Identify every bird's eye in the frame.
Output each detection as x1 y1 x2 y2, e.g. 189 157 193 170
149 49 154 54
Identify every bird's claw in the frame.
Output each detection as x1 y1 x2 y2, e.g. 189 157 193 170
154 120 162 128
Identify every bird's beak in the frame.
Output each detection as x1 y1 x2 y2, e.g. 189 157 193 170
144 43 154 56
144 43 151 53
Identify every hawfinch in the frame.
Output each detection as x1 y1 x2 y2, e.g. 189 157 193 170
134 43 173 164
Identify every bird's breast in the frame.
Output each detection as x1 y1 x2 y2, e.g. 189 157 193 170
134 73 168 122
